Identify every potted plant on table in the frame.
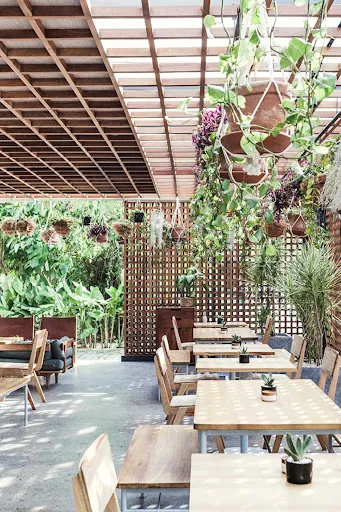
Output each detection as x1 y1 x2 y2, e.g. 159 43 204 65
239 344 249 363
231 334 241 349
284 434 313 485
220 321 228 333
261 373 277 401
176 267 207 307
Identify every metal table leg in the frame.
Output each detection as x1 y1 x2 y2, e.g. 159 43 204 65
240 435 248 453
328 434 334 453
24 384 28 427
121 489 128 512
199 430 207 453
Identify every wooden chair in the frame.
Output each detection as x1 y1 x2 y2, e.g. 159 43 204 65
172 316 194 351
155 346 225 453
272 345 341 453
73 433 119 512
39 316 77 387
0 329 48 408
261 315 273 345
162 335 218 396
0 316 34 340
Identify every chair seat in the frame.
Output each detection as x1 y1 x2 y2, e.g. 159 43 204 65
169 350 190 365
170 394 196 408
0 362 36 371
174 373 219 384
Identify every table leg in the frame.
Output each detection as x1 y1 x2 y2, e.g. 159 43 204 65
240 435 248 453
230 372 236 380
24 384 28 427
328 434 334 453
121 489 127 512
199 431 207 453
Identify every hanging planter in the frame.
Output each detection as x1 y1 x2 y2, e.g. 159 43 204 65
112 219 133 238
0 218 17 235
52 218 73 237
287 213 307 238
223 81 292 155
88 225 109 244
132 210 145 223
263 218 287 238
170 198 186 243
220 152 268 185
16 219 36 235
83 216 91 227
41 227 60 246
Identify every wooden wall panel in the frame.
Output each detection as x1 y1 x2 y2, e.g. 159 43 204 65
328 211 341 352
124 201 302 358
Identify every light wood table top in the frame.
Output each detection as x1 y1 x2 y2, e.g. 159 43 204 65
117 425 198 489
0 336 24 344
190 453 341 512
194 379 341 431
0 376 31 397
194 321 248 328
193 343 275 357
193 327 258 342
196 357 296 374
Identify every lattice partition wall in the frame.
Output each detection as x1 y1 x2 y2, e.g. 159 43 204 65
124 201 302 358
328 211 341 353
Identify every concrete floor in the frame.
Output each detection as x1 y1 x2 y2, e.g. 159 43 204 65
0 347 339 512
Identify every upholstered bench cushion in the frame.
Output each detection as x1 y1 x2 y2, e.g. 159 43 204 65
50 337 73 359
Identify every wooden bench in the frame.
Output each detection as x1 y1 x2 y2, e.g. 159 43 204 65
118 425 198 512
0 376 31 426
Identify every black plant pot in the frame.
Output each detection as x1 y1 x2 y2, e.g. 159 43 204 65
83 216 91 226
217 317 223 325
239 354 250 363
220 327 228 333
134 211 145 223
286 458 313 485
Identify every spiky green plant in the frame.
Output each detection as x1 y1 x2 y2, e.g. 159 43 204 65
284 434 312 462
239 343 248 355
261 373 274 387
278 244 341 363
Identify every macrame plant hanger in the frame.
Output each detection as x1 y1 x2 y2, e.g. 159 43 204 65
170 196 185 242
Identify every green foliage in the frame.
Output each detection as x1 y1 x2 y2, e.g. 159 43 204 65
279 244 341 363
232 334 241 343
176 267 207 298
0 200 124 347
261 373 274 388
284 434 312 462
239 343 248 355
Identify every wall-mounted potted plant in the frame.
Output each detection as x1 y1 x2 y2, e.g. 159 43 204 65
176 267 207 307
112 219 133 238
261 373 277 401
231 334 241 349
287 211 307 238
239 344 249 363
88 224 109 244
131 208 145 223
52 218 73 237
0 218 17 235
284 434 313 485
41 227 60 246
16 219 36 235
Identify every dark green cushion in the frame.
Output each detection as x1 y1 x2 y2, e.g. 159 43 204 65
0 349 53 361
50 337 73 359
0 358 29 364
41 356 73 372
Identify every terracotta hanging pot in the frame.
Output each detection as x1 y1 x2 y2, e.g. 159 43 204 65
88 225 109 244
219 152 267 185
171 225 186 242
16 219 36 235
288 213 307 237
170 197 186 243
41 227 60 246
263 219 287 238
52 219 72 236
112 220 133 238
221 131 291 156
0 218 16 235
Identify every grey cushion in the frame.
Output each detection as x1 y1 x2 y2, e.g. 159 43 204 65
41 356 73 372
50 337 73 360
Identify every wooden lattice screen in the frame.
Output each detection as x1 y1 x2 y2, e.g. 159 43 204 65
124 201 302 358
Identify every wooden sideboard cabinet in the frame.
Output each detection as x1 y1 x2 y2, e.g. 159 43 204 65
156 307 194 350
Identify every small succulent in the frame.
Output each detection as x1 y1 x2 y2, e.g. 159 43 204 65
232 334 241 344
239 344 248 355
284 433 312 462
261 373 275 387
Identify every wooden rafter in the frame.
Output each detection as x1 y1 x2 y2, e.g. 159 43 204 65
141 0 178 196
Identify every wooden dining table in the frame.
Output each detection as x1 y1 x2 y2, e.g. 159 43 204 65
193 343 275 358
190 453 341 512
194 379 341 453
194 321 248 328
193 327 258 343
196 356 296 375
0 336 24 344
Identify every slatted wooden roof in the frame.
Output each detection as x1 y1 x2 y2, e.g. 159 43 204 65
0 0 159 199
91 0 341 194
0 0 340 200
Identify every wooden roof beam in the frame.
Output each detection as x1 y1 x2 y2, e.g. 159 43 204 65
0 40 122 197
141 0 177 196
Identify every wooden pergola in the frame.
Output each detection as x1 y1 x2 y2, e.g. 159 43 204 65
0 0 340 200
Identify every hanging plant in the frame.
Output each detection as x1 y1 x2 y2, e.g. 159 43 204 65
83 216 91 227
16 219 36 235
52 218 73 237
0 218 17 235
287 212 307 238
88 224 109 244
320 141 341 211
131 209 145 223
150 209 164 249
263 217 286 238
220 150 269 186
41 227 60 246
170 198 186 243
112 219 132 238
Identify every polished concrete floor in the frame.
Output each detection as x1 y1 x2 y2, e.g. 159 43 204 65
0 348 338 512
